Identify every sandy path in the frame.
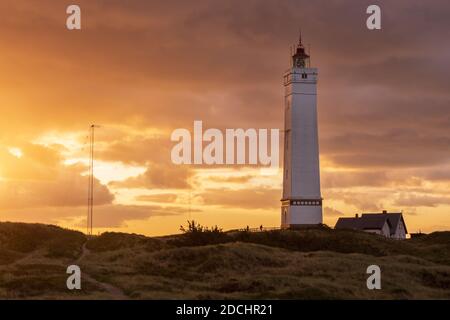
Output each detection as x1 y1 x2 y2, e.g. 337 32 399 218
76 242 129 300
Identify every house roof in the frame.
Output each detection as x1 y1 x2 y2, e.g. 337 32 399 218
335 216 390 231
361 213 408 235
359 215 391 230
335 217 361 230
335 212 408 235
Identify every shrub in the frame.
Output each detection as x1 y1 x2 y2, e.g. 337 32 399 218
170 220 230 247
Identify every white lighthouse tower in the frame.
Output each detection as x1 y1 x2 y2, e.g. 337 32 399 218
281 35 323 228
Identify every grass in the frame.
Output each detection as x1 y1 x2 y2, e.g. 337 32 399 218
0 222 85 259
0 221 449 299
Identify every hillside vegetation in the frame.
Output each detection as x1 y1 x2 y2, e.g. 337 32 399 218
0 222 449 299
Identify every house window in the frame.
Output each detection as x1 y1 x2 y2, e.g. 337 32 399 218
302 73 307 79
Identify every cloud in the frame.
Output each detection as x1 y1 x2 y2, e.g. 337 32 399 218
325 190 385 212
95 133 173 166
394 194 450 208
0 143 61 180
323 206 345 217
0 144 114 210
200 188 280 209
421 167 450 182
74 204 190 228
0 173 113 210
207 175 254 184
135 193 179 203
111 163 193 189
322 170 389 188
322 129 450 168
1 203 190 228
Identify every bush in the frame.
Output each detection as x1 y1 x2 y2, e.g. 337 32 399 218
170 221 230 247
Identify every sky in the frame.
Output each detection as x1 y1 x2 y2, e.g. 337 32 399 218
0 0 449 235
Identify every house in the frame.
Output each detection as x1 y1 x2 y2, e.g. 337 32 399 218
335 210 408 239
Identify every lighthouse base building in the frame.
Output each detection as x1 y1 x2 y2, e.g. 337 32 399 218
281 35 323 228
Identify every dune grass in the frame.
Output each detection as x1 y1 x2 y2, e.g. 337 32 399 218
0 222 449 299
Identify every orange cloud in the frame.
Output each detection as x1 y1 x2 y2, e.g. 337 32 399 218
200 188 280 210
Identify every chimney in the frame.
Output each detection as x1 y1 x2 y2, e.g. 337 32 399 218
355 214 359 218
382 210 387 214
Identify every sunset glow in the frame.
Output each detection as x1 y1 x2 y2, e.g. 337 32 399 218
0 0 449 236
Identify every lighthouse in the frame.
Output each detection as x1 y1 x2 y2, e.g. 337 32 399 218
281 34 323 228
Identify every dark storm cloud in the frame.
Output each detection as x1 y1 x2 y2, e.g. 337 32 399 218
2 0 449 138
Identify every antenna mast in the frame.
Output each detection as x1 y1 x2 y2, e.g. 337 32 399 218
87 124 99 236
